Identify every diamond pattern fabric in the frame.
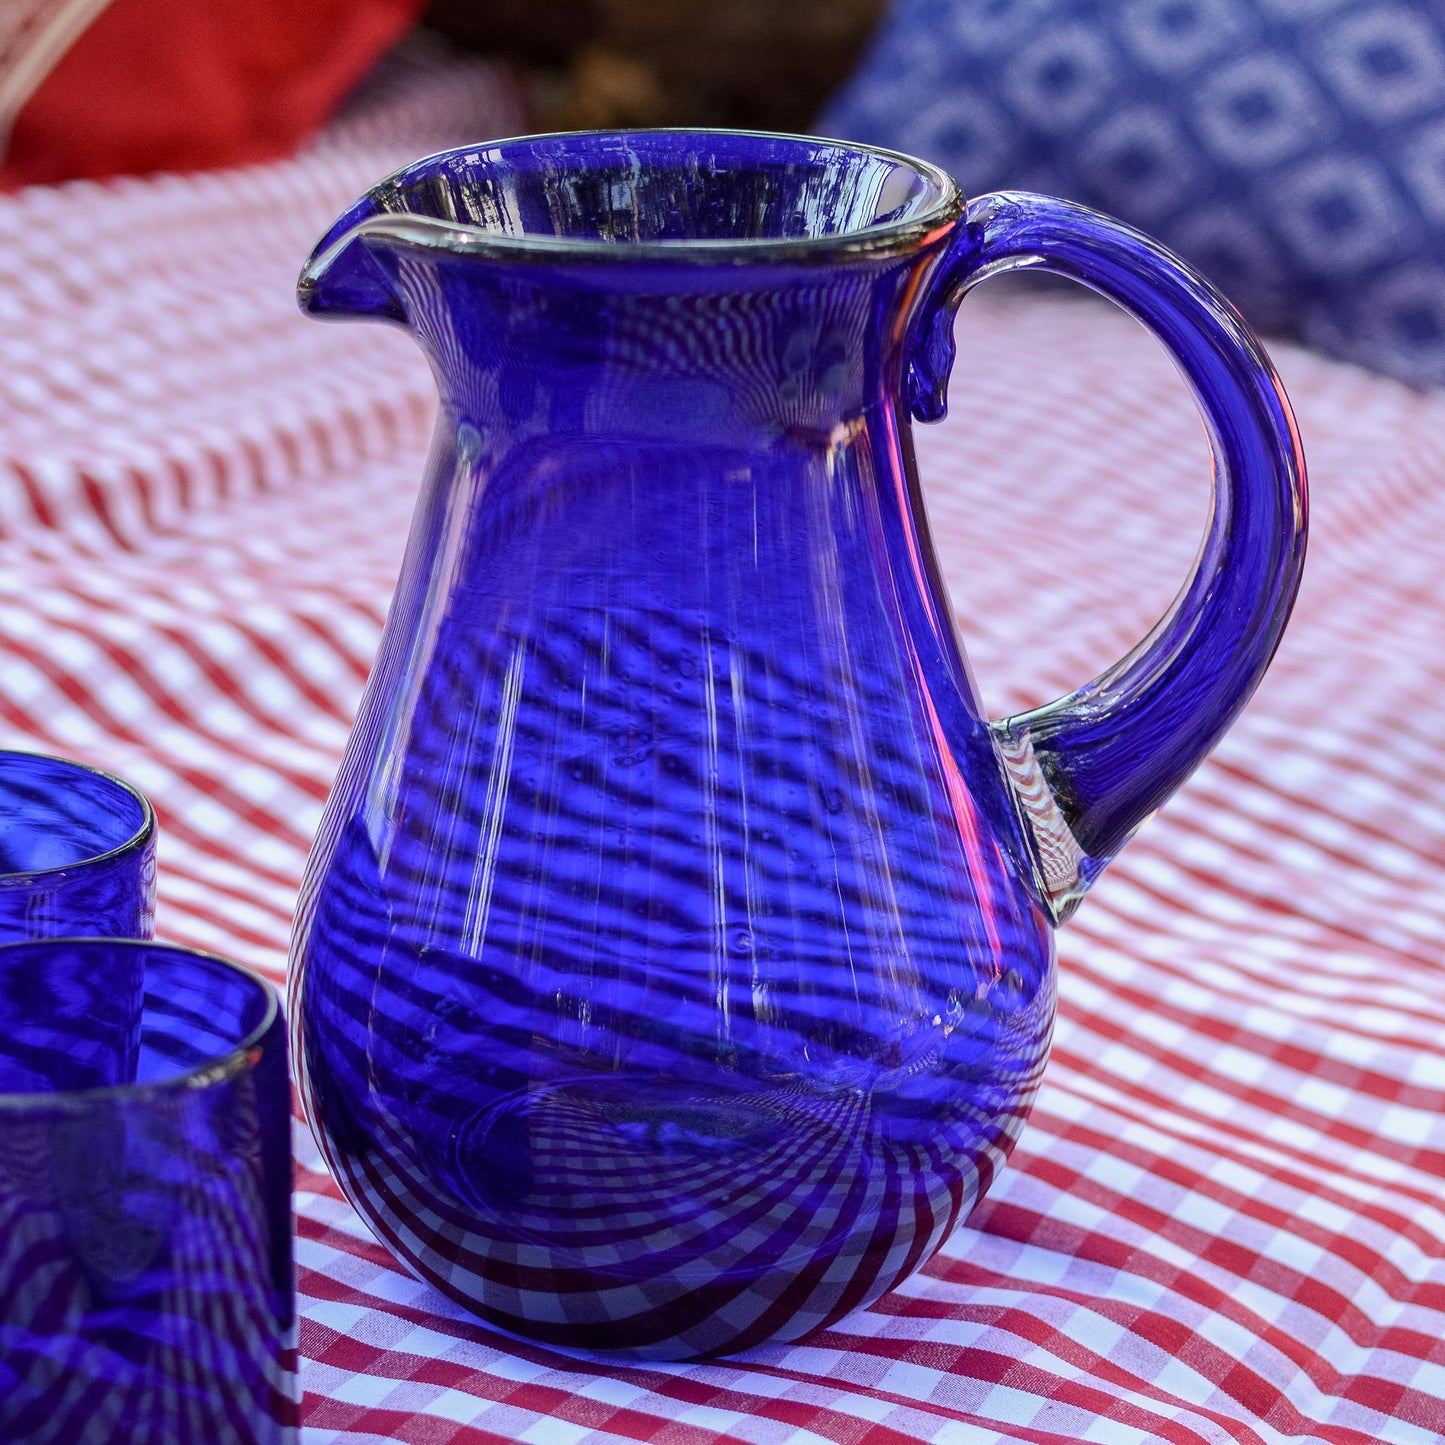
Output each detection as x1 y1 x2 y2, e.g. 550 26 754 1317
821 0 1445 385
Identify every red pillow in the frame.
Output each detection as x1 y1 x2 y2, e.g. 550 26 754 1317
0 0 424 189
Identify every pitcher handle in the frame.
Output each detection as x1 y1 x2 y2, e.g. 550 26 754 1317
909 191 1307 911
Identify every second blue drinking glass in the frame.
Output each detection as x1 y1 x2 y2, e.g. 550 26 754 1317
0 750 156 941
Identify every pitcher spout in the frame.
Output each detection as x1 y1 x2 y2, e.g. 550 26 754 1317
299 205 469 323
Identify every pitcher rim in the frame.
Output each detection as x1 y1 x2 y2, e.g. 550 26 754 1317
305 128 966 271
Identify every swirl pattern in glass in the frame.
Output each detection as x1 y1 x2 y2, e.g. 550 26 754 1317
290 132 1305 1358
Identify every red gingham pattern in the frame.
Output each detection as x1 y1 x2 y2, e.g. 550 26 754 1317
1 55 1443 1444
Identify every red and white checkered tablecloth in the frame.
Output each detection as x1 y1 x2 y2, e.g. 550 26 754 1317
1 51 1442 1445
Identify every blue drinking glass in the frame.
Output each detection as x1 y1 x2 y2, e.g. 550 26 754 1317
289 131 1306 1357
0 751 156 941
0 939 296 1443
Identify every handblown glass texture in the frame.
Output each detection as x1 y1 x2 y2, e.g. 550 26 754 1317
0 939 296 1443
289 132 1305 1358
0 750 155 941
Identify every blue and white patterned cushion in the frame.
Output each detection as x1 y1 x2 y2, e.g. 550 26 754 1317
820 0 1445 386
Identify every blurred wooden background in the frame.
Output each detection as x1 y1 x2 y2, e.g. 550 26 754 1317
424 0 887 133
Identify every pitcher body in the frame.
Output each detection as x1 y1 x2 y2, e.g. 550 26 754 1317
290 132 1305 1358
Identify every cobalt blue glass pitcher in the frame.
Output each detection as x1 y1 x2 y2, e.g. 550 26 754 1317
289 131 1306 1359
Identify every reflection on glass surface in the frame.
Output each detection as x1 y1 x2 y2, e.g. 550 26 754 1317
0 940 295 1443
290 132 1304 1358
0 750 156 941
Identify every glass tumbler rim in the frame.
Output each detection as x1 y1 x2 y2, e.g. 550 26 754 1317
0 936 280 1110
0 748 156 887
